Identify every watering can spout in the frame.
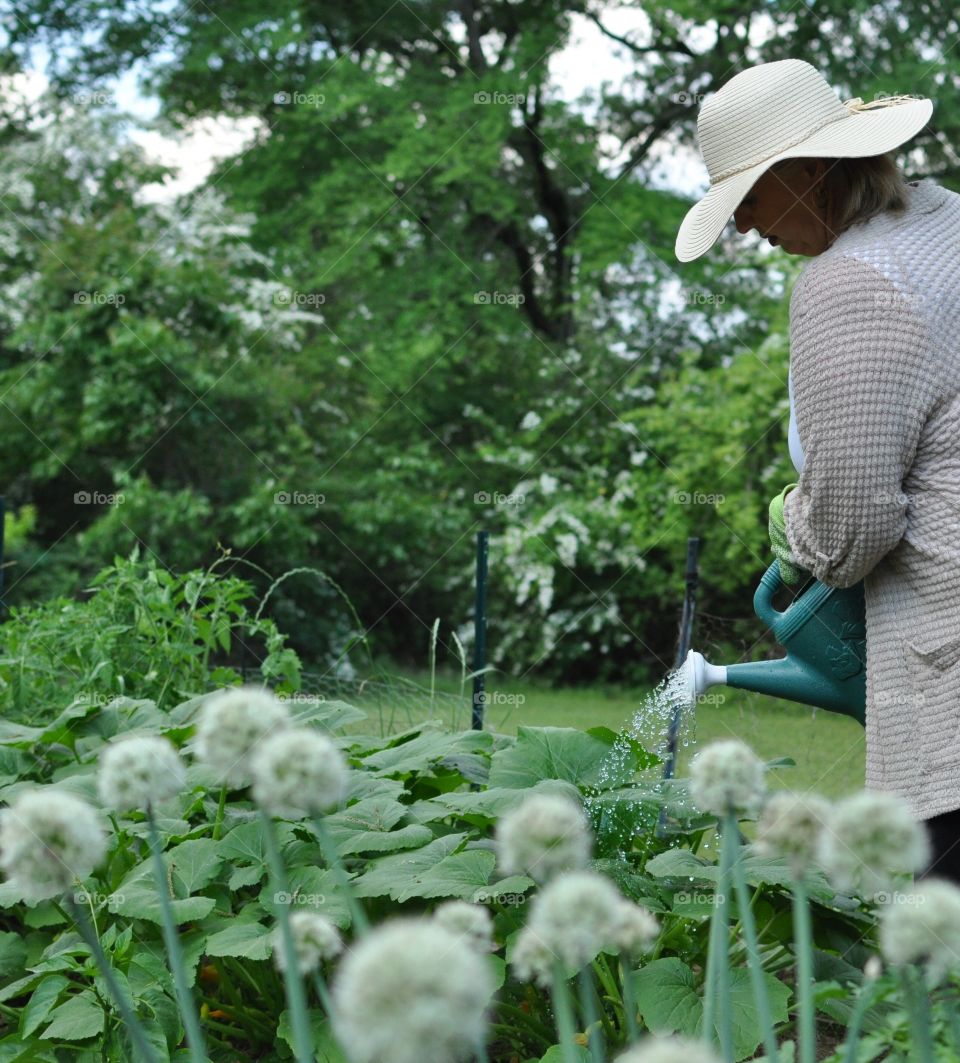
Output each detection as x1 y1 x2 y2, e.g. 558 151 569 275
684 562 867 726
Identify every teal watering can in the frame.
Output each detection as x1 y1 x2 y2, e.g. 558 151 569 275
685 562 867 726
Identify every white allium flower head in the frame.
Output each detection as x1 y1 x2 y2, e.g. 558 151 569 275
250 726 348 817
0 790 107 903
433 900 495 953
194 685 291 788
496 792 591 882
97 735 186 811
755 790 832 877
611 899 660 957
510 870 624 986
272 911 343 975
332 917 494 1063
816 791 931 895
689 739 767 817
616 1036 723 1063
878 878 960 984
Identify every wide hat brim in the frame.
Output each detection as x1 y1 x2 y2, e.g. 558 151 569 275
675 98 933 263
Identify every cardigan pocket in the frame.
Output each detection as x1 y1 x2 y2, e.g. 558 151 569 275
904 632 960 773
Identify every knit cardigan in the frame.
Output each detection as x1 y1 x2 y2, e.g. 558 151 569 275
783 177 960 821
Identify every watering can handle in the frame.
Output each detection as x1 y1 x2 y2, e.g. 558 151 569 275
753 561 786 629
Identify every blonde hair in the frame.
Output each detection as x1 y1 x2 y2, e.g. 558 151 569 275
769 153 912 237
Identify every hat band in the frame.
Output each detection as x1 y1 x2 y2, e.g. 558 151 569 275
708 94 924 185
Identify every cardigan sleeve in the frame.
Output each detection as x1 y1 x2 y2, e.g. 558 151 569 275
782 252 939 588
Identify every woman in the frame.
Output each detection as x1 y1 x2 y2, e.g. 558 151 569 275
675 59 960 884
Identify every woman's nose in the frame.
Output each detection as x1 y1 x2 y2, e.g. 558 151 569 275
733 206 753 235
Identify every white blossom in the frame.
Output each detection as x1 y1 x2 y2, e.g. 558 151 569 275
97 735 186 811
611 899 660 957
250 727 348 817
817 791 931 895
433 900 495 952
331 918 493 1063
0 790 107 902
689 739 767 817
755 791 831 877
272 911 343 975
496 792 591 882
616 1036 723 1063
194 686 291 788
878 878 960 984
510 870 624 986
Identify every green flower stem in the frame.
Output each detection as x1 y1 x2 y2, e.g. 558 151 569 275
311 814 370 936
576 966 605 1063
212 786 228 841
550 963 580 1063
260 808 313 1063
146 807 209 1063
841 976 877 1063
792 877 815 1063
311 971 334 1016
618 956 639 1042
65 895 159 1063
899 965 936 1063
726 809 780 1063
703 814 735 1057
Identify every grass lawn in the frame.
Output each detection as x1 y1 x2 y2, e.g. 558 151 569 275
349 666 866 803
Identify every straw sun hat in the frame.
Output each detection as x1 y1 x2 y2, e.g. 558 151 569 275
675 58 933 262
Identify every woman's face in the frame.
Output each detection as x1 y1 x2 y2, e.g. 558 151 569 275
733 158 835 256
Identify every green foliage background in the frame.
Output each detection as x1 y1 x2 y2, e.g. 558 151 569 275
0 1 957 683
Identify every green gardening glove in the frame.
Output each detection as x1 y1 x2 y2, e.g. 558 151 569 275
768 483 809 586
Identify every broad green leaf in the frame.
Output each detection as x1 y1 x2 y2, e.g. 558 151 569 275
488 726 640 790
353 833 468 900
396 849 496 902
259 868 351 928
219 820 296 865
0 934 26 979
205 922 272 961
632 957 791 1061
538 1047 591 1062
287 698 367 732
360 729 492 777
431 779 581 822
167 838 223 893
228 864 264 889
644 848 838 903
40 991 105 1041
108 859 216 925
22 976 69 1038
